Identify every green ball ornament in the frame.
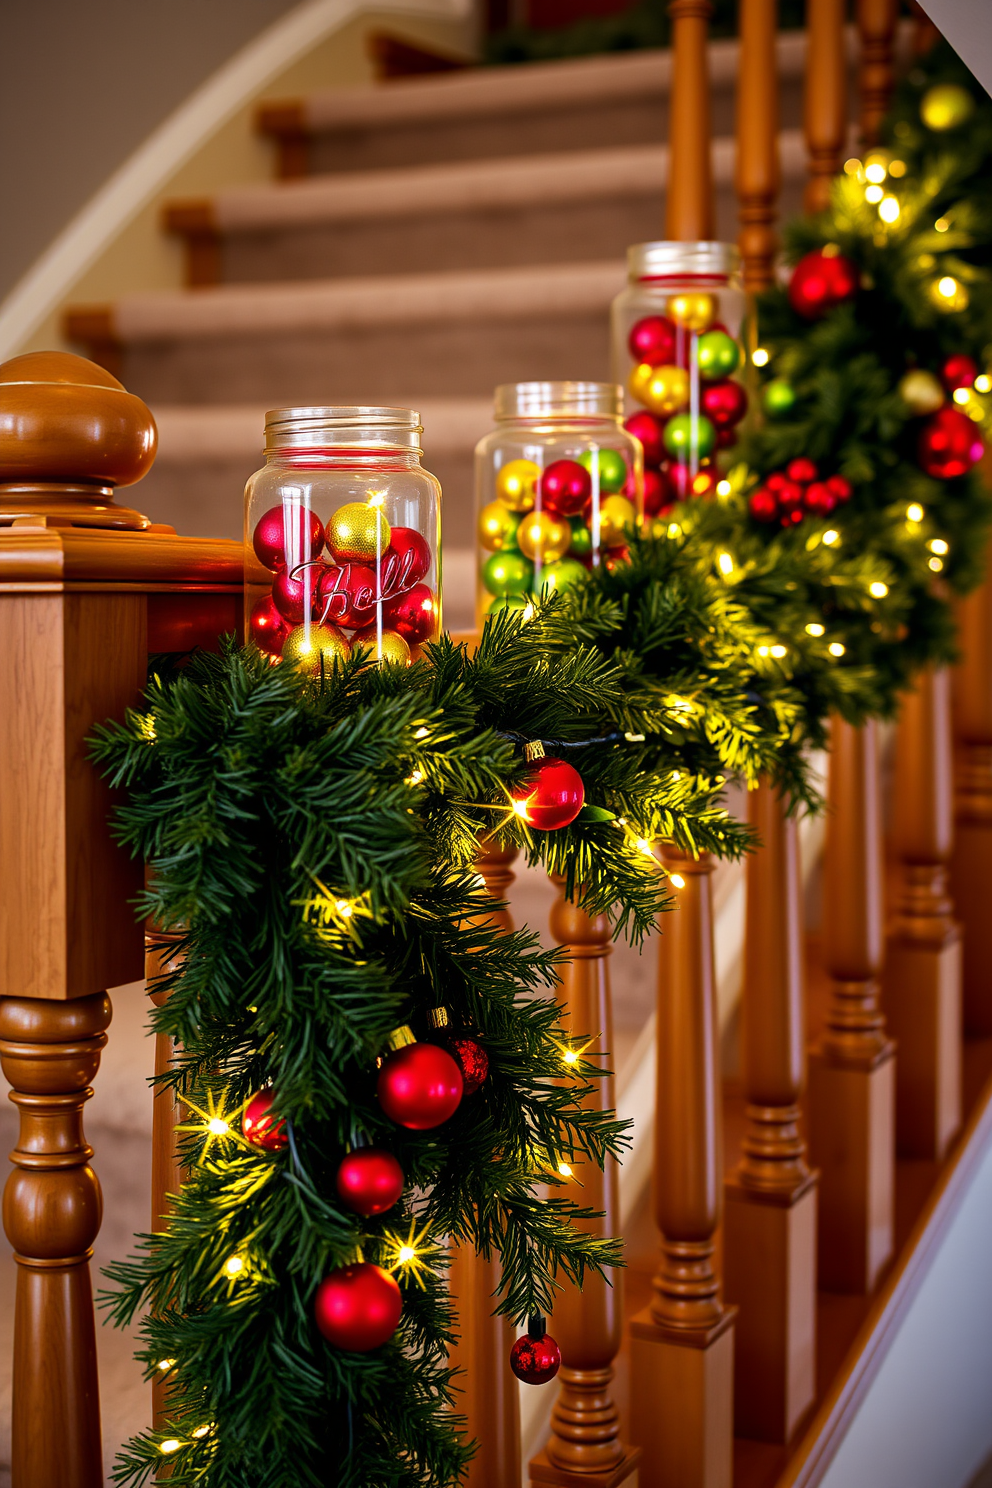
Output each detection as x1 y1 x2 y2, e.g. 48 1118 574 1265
487 593 530 615
578 448 627 493
663 413 716 460
763 379 797 418
568 518 593 558
920 83 974 132
482 549 534 597
539 558 588 595
696 330 740 381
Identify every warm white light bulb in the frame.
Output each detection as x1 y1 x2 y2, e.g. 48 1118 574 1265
224 1256 244 1277
869 582 888 598
557 1162 573 1178
937 276 958 299
878 196 900 223
398 1246 416 1264
823 530 839 546
752 348 770 367
160 1440 182 1456
865 184 884 204
669 873 686 889
865 162 887 184
207 1118 229 1136
717 552 734 576
828 642 846 657
930 538 949 555
907 503 924 522
770 644 786 658
806 623 825 637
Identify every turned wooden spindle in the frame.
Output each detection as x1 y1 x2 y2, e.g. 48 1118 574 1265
951 577 992 1036
736 0 780 294
804 0 847 213
882 670 962 1160
666 0 715 241
856 0 899 146
530 882 639 1488
807 718 895 1294
0 993 112 1488
631 848 734 1488
724 782 817 1443
448 841 522 1488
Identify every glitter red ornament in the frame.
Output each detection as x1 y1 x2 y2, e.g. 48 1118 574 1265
242 1088 288 1150
382 583 438 645
249 595 291 657
384 526 432 592
252 504 324 572
941 353 978 393
623 410 666 468
378 1041 464 1130
788 249 859 319
700 379 748 428
627 315 678 368
512 755 585 831
336 1148 405 1216
539 460 592 517
510 1316 561 1385
918 407 984 479
315 1262 402 1352
449 1036 490 1095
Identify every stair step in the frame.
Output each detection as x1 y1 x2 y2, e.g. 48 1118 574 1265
257 33 830 176
65 259 625 407
163 134 807 285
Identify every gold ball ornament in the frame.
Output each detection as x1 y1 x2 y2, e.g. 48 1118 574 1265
495 459 539 512
640 364 690 417
920 84 975 133
478 500 521 551
596 494 637 548
283 622 351 670
327 502 390 562
666 292 716 332
516 509 571 563
898 368 945 416
351 626 412 666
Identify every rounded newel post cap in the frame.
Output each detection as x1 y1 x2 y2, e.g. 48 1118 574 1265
0 351 157 530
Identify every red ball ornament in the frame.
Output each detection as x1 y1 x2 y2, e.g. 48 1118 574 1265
803 480 836 515
918 407 984 479
749 488 778 523
510 1319 561 1385
242 1089 288 1150
786 457 819 484
249 595 290 658
272 563 323 624
716 427 738 449
827 474 853 503
383 527 432 593
627 315 678 367
378 1043 464 1130
639 466 673 517
382 583 438 645
776 478 804 512
540 460 592 517
511 756 585 830
623 411 666 468
788 249 859 318
448 1036 490 1095
318 562 377 628
336 1148 404 1216
701 379 748 428
315 1263 402 1352
941 353 978 393
252 505 324 572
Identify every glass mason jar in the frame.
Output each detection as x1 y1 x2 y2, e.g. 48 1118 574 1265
244 407 441 670
611 242 746 512
474 381 643 627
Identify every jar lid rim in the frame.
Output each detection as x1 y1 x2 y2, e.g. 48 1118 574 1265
266 406 421 429
627 241 741 279
495 381 623 420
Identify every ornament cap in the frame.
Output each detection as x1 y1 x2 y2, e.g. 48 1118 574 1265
528 1312 547 1340
387 1024 417 1051
426 1006 450 1030
524 740 546 763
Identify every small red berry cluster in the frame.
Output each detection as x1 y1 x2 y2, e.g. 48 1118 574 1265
749 458 853 527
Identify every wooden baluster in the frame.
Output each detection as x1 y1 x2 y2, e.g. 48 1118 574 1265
666 0 715 241
736 0 780 294
449 841 522 1488
630 848 734 1488
724 783 817 1442
856 0 899 146
882 670 962 1159
804 0 847 213
530 882 640 1488
951 579 992 1035
807 718 895 1293
909 0 940 56
0 992 112 1488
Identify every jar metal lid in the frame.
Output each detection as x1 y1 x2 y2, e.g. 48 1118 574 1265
627 241 741 282
494 381 623 421
265 406 422 451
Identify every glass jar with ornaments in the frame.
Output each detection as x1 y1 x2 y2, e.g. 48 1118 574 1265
245 407 440 670
474 381 643 625
611 241 746 511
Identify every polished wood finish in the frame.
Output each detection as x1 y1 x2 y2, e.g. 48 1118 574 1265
882 669 962 1161
856 0 899 146
735 0 780 293
951 578 992 1036
530 881 640 1488
256 100 311 179
803 0 847 213
146 931 185 1429
665 0 715 241
630 848 734 1488
0 991 112 1488
162 200 222 288
725 782 817 1443
808 718 895 1294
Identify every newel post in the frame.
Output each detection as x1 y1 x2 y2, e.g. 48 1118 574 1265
630 848 735 1488
951 577 992 1035
804 0 847 213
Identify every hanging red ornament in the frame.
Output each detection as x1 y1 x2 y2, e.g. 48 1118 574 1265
382 583 438 645
317 562 377 628
749 488 778 523
803 480 836 515
776 477 804 513
786 457 819 484
272 563 324 624
249 596 291 658
378 1035 464 1130
252 505 324 572
449 1036 490 1095
511 755 585 830
826 474 853 503
242 1089 288 1151
639 466 673 517
627 315 678 367
510 1315 561 1385
623 410 666 468
315 1262 402 1352
540 460 593 518
667 463 718 500
918 407 984 479
941 353 978 392
336 1148 405 1216
788 249 859 318
383 527 432 592
700 378 748 428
